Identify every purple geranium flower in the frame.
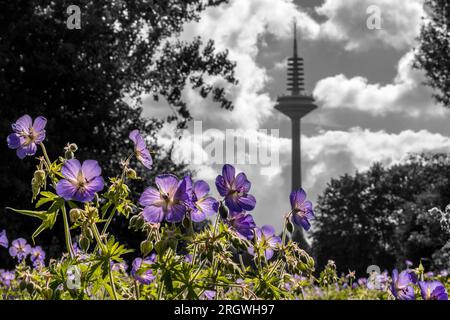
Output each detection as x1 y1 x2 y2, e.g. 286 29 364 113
7 115 47 159
56 159 104 202
0 270 15 287
418 281 448 300
129 130 153 170
202 290 216 300
248 225 282 260
185 176 219 222
0 229 8 248
30 246 46 268
390 269 416 300
227 211 256 240
215 164 256 212
131 257 156 285
139 174 189 223
290 188 314 231
9 238 31 262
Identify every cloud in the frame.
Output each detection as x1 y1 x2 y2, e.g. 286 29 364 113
302 128 450 198
316 0 424 51
313 51 445 117
178 0 320 130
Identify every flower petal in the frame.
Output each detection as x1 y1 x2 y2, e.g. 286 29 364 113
12 114 32 132
193 180 210 199
261 225 275 238
139 187 162 207
155 174 179 196
215 175 228 196
32 116 47 132
222 164 235 186
237 194 256 211
290 189 306 209
166 203 186 223
62 159 82 180
191 209 206 223
142 206 165 224
81 160 102 181
85 176 104 194
56 179 78 201
137 149 153 169
7 133 21 149
235 172 251 192
196 197 218 217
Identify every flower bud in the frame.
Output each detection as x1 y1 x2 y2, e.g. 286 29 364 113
33 170 46 183
79 236 91 252
219 202 229 219
64 150 74 160
126 168 138 180
140 239 153 256
69 208 83 223
68 143 78 152
287 220 294 234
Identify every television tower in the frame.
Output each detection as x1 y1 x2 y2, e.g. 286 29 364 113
275 21 317 249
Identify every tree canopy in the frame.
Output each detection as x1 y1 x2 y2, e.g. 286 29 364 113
0 0 236 266
312 154 450 274
415 0 450 107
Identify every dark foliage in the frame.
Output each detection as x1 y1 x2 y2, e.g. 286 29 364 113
0 0 236 267
415 0 450 107
312 154 450 274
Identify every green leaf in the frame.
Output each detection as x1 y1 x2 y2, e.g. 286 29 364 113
6 207 48 220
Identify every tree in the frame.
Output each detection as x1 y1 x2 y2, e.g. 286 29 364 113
415 0 450 107
0 0 236 266
312 154 450 274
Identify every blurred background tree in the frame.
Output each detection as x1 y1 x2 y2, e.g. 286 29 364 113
0 0 236 267
312 153 450 275
415 0 450 107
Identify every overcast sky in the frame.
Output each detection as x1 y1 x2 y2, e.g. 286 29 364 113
143 0 450 232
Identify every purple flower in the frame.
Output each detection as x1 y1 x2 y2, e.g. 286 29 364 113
129 130 153 170
9 238 31 262
215 164 256 213
56 159 104 202
185 176 219 222
290 189 314 231
139 174 189 224
30 246 46 267
131 257 155 285
7 115 47 159
202 290 216 300
425 271 435 278
390 269 416 300
111 261 129 273
418 281 448 300
227 211 256 240
248 225 281 260
0 270 15 287
405 260 413 268
0 229 8 248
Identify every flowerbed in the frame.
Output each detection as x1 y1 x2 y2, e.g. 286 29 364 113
0 115 449 300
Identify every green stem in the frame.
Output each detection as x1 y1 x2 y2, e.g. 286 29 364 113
108 266 118 300
61 206 74 258
101 207 117 236
40 143 75 258
91 224 118 300
134 281 140 300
